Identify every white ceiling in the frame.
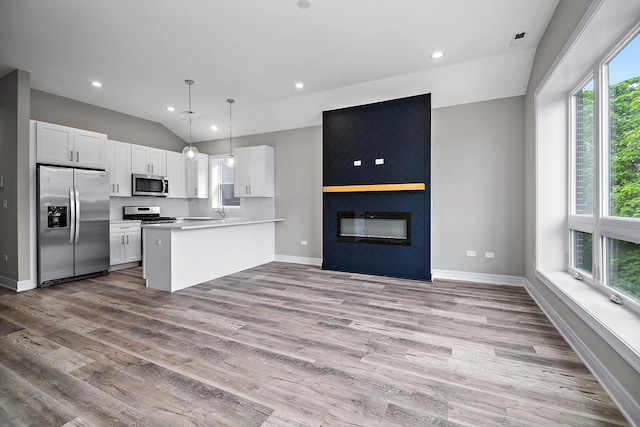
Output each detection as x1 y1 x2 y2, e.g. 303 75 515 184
0 0 559 143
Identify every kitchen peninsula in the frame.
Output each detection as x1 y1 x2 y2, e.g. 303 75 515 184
142 218 283 292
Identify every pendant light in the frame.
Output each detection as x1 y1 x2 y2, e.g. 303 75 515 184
182 79 199 161
224 98 235 167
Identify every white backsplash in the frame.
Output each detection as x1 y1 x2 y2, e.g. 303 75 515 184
109 196 190 220
110 196 275 220
188 197 275 220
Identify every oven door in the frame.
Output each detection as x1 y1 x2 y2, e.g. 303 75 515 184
132 174 168 197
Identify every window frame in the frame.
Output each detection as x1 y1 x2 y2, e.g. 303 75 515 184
209 155 242 211
567 25 640 314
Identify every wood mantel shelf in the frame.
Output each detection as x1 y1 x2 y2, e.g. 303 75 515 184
322 183 425 193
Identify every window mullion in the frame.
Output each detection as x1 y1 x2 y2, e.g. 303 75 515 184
594 63 605 284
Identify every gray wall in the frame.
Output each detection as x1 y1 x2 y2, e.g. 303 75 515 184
198 97 526 272
197 126 323 260
30 90 185 151
432 96 525 276
0 69 31 285
524 0 640 413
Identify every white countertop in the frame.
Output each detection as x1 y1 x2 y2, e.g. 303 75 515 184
141 217 284 230
110 219 142 225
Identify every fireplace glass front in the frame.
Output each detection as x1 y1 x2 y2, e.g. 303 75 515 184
337 211 410 245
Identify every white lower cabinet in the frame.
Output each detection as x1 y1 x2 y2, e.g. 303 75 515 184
110 222 141 266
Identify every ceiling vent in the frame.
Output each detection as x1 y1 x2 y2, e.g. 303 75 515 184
509 31 527 47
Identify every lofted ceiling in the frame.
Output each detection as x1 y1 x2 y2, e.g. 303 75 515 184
0 0 559 143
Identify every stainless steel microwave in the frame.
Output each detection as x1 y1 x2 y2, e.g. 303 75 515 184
132 174 169 197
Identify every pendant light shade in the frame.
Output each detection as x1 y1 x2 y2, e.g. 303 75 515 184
224 98 235 168
183 79 199 161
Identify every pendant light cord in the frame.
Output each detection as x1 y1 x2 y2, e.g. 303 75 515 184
188 81 193 147
227 98 234 156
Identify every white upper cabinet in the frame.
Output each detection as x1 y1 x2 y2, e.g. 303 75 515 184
106 140 132 197
234 145 274 197
148 148 166 176
36 121 107 169
166 151 186 198
186 153 209 199
131 144 166 176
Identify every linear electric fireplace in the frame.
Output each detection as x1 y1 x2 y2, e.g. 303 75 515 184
337 211 410 245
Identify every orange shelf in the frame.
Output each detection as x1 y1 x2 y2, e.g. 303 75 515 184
322 183 425 193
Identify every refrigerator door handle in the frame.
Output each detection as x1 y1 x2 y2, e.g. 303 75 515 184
74 189 81 243
69 186 76 244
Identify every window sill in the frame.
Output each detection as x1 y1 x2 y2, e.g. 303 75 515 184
535 269 640 373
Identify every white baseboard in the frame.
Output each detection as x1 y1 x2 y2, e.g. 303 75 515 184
274 255 322 266
109 262 140 272
0 275 36 292
432 269 526 287
524 278 640 426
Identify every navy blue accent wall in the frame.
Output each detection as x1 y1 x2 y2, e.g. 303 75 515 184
323 94 430 186
322 94 431 281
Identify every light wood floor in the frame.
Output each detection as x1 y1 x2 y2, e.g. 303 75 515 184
0 262 630 426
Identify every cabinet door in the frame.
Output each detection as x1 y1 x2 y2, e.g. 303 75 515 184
113 141 132 196
124 231 141 263
36 122 75 166
75 129 107 169
166 151 186 198
248 145 274 197
148 148 166 176
233 147 251 197
106 140 117 195
131 144 150 174
186 153 209 198
110 232 126 265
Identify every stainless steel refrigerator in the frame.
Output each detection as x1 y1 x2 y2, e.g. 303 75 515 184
37 165 110 287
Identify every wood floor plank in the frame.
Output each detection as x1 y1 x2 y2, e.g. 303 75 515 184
0 262 631 426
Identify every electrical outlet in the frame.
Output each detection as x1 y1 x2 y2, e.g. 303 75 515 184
301 240 308 246
485 252 495 259
2 255 7 262
2 200 7 209
466 250 476 257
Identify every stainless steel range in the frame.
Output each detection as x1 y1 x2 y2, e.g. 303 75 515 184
123 206 176 224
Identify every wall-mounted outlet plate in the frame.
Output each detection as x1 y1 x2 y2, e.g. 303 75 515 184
466 250 476 257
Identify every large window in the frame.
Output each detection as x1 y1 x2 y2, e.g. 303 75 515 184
569 31 640 306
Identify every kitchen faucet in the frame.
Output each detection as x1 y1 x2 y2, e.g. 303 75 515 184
213 207 225 218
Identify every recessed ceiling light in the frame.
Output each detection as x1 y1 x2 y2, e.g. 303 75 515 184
210 125 219 131
294 82 305 89
297 0 311 9
430 51 444 60
90 80 103 88
166 106 175 112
